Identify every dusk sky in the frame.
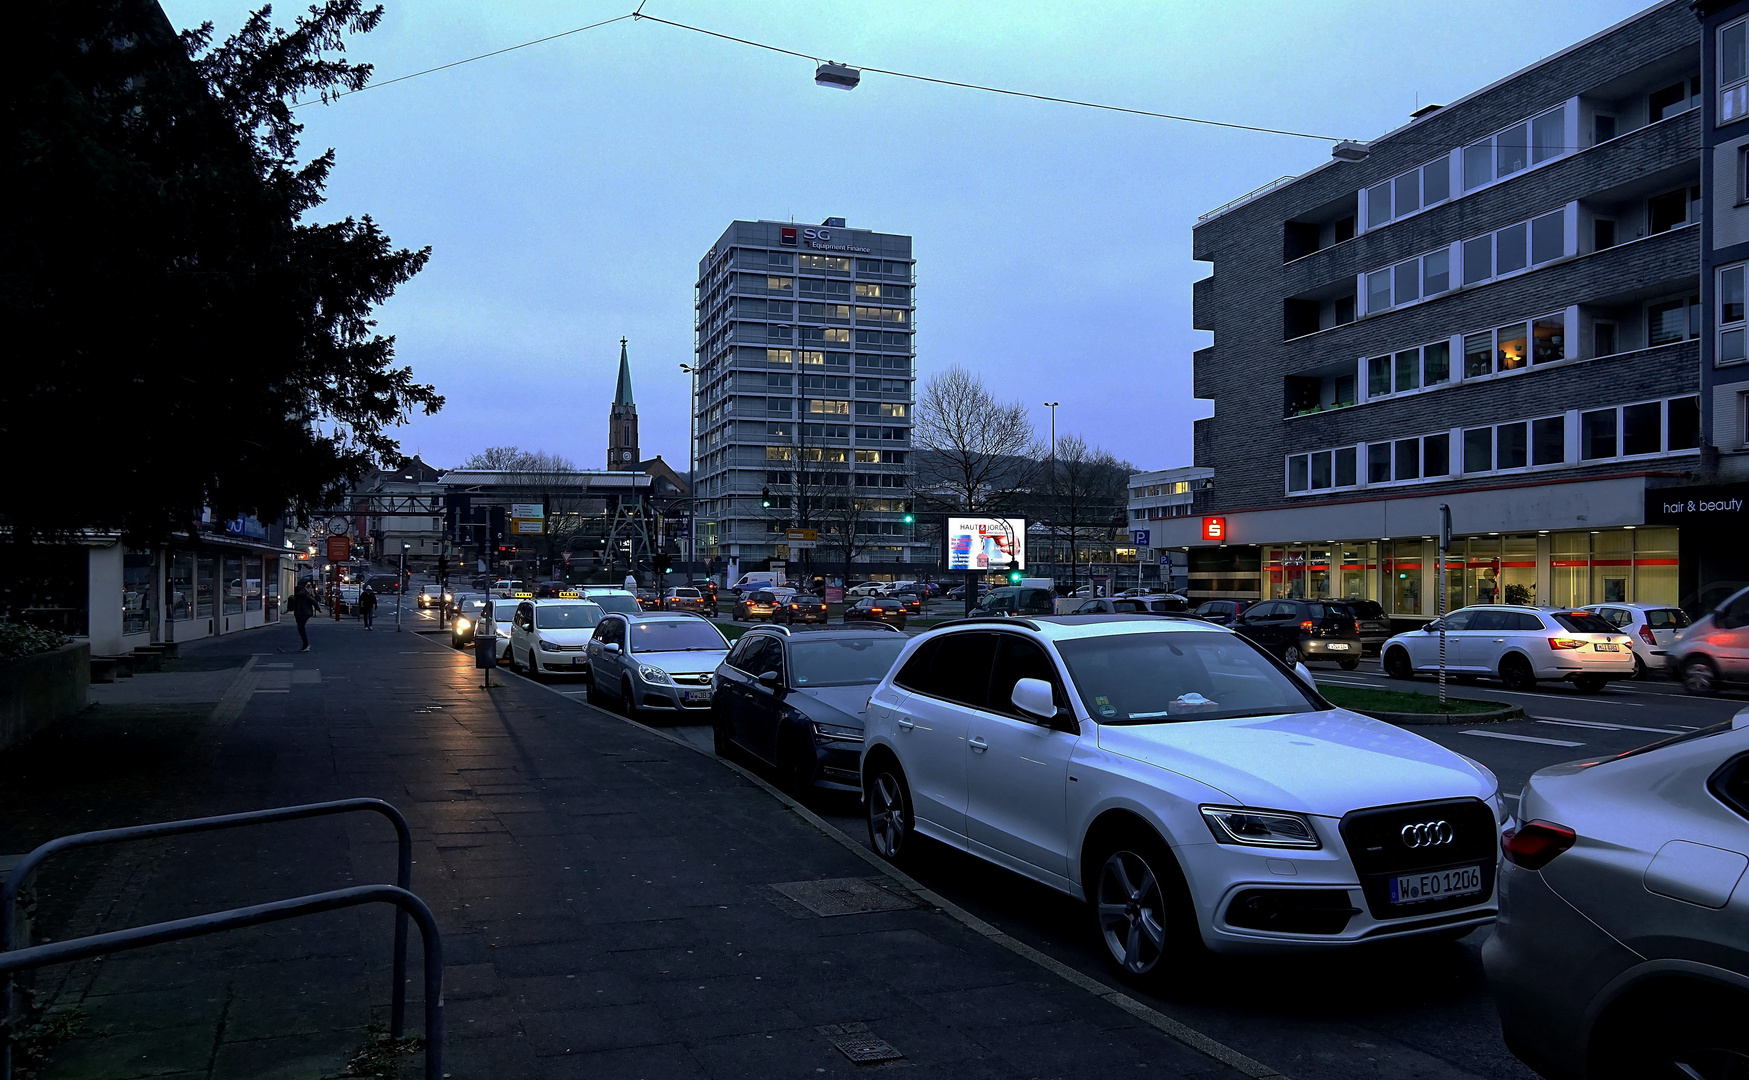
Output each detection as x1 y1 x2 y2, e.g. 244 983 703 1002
163 0 1651 475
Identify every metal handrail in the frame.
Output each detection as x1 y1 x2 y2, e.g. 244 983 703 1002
1 798 414 1076
0 885 443 1080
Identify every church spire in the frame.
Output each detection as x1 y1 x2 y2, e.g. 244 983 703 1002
613 336 635 406
608 336 640 469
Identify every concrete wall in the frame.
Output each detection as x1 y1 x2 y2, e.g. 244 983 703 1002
0 642 89 753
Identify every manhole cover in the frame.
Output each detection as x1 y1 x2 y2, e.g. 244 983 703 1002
818 1022 904 1064
770 877 912 917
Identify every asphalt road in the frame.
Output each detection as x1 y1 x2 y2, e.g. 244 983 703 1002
413 599 1748 1080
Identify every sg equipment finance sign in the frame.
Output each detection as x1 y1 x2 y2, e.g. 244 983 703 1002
1645 484 1749 524
779 224 871 254
946 517 1026 572
1202 516 1227 542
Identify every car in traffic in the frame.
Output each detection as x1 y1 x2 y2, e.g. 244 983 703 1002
846 581 890 598
585 613 730 718
1232 599 1363 670
1346 599 1392 655
569 587 642 617
415 584 450 610
777 594 831 625
1193 599 1249 627
733 588 792 622
1074 595 1194 617
844 596 907 629
1581 602 1691 678
1665 585 1749 696
1381 606 1635 693
450 596 491 648
505 598 605 679
974 586 1055 618
662 586 714 614
712 627 912 793
489 578 525 597
859 615 1506 985
1483 710 1749 1079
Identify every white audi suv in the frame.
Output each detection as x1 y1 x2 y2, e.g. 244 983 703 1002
860 615 1507 985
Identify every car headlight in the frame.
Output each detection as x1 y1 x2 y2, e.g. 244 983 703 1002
539 638 561 651
1199 806 1321 849
637 664 672 685
454 617 470 632
811 721 863 744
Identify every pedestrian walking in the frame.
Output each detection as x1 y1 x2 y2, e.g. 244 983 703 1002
360 584 378 629
288 581 320 651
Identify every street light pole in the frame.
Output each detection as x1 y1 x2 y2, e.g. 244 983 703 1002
396 542 408 633
680 362 698 578
1044 401 1058 579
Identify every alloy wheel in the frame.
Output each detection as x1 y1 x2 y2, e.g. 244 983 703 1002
1683 659 1718 696
1282 644 1300 667
868 772 908 860
1097 850 1168 975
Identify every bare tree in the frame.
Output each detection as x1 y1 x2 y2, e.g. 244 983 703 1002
1048 435 1133 593
461 446 576 472
913 367 1039 514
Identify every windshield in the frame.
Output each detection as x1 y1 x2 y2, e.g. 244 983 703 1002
629 620 727 653
1550 611 1619 634
790 637 909 687
535 602 604 629
460 599 488 614
589 594 642 616
491 601 517 620
1056 631 1321 723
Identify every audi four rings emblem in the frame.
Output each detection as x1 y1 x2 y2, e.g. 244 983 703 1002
1401 820 1454 848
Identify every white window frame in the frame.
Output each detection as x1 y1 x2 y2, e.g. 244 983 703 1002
1460 104 1571 195
1284 395 1700 497
1729 17 1749 124
1719 263 1747 366
1361 156 1454 230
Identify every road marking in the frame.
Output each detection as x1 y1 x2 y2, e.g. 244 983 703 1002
1533 717 1687 735
1459 729 1585 747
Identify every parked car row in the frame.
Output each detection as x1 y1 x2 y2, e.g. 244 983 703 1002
468 595 1747 1079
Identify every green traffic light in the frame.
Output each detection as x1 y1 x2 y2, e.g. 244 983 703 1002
902 513 914 524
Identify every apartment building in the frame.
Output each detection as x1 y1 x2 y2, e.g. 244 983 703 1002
691 218 918 576
1163 0 1716 621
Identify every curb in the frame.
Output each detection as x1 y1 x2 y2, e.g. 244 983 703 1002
1362 704 1524 726
421 634 1291 1080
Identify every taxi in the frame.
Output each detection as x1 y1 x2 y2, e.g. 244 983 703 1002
508 597 606 680
450 595 491 648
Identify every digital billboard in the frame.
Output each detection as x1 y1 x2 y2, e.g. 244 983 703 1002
945 516 1026 572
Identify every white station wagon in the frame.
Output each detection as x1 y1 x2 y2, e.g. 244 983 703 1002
860 615 1506 984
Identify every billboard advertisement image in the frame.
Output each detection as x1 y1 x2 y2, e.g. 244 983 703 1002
946 516 1026 571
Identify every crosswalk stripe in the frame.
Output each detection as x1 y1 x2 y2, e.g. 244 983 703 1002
1533 717 1688 735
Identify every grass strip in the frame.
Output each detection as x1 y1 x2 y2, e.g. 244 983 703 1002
1319 684 1506 715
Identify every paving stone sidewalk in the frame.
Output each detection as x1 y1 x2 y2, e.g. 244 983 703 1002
0 618 1252 1079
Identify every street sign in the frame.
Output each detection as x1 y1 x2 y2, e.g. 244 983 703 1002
512 519 543 535
1159 554 1170 566
1132 529 1150 546
326 535 351 562
786 528 817 541
788 540 817 550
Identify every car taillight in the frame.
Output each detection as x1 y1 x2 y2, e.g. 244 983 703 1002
1502 820 1575 870
1300 619 1314 632
1548 637 1587 650
1353 621 1361 635
1639 624 1656 645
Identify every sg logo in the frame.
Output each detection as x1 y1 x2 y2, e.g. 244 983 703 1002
801 228 832 240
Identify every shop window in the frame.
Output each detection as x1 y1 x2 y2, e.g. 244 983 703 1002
1390 540 1424 615
245 556 263 612
223 555 244 616
168 554 195 623
197 556 215 618
123 550 155 636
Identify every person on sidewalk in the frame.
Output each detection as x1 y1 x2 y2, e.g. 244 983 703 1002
289 581 320 651
359 584 378 629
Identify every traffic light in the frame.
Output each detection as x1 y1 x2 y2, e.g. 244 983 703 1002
901 500 914 525
760 487 772 508
1007 567 1024 584
654 553 672 575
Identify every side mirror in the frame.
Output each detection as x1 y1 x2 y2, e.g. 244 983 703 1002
758 670 783 689
1423 621 1439 633
1734 706 1749 730
1011 678 1056 721
1293 661 1315 688
603 642 621 654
